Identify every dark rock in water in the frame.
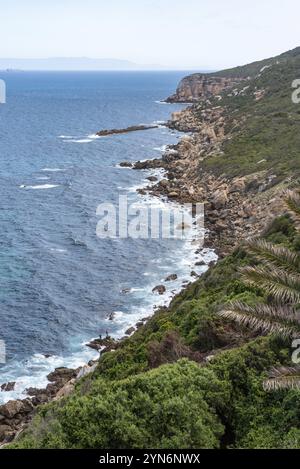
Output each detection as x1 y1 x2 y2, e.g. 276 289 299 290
26 387 44 397
43 354 52 358
119 161 133 168
190 271 198 277
96 124 158 137
135 321 144 329
86 337 117 352
152 285 166 295
133 159 164 170
165 274 178 282
121 288 131 294
147 176 158 182
195 260 206 266
1 382 16 392
125 327 135 336
107 311 116 320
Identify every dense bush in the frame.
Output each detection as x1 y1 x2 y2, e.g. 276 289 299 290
12 360 228 449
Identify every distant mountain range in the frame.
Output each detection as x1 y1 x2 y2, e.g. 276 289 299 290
0 57 170 71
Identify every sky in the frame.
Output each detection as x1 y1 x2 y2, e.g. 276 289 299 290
0 0 299 70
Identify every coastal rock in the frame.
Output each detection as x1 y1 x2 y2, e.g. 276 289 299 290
86 337 117 353
0 425 13 441
133 159 164 170
211 190 228 209
147 176 158 182
165 274 178 282
47 367 76 384
195 260 206 266
96 124 158 137
229 177 246 193
152 285 166 295
54 379 75 401
125 327 135 336
119 161 133 168
1 382 16 392
166 75 244 103
107 311 117 320
0 400 25 419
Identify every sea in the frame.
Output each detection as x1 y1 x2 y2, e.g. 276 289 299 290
0 71 216 403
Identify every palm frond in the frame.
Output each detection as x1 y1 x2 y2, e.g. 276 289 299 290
225 301 300 323
284 189 300 229
246 239 300 274
219 302 300 339
263 365 300 391
241 266 300 304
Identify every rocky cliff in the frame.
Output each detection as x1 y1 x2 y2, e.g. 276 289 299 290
165 74 244 103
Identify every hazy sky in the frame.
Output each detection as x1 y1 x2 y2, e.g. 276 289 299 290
0 0 299 69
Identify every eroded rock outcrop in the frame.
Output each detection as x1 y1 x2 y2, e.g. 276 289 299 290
166 74 244 103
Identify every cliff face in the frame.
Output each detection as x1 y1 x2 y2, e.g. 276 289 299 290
166 74 243 103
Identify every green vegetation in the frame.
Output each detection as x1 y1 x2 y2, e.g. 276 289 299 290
199 48 300 179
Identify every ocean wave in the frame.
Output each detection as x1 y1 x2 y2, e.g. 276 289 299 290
87 134 101 140
65 138 93 144
41 168 65 172
19 184 60 190
0 348 98 404
153 145 167 152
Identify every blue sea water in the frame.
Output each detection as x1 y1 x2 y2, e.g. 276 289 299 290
0 71 215 402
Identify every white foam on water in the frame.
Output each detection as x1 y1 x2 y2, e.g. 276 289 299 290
87 134 101 140
20 184 60 190
41 168 65 172
36 176 50 180
153 145 167 152
0 347 98 404
66 139 93 144
58 135 75 139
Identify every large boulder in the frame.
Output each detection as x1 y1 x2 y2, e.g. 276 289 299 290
0 424 13 441
0 400 24 419
229 177 246 193
211 189 228 209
